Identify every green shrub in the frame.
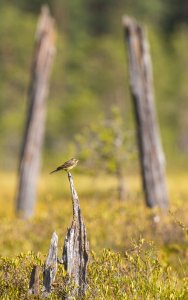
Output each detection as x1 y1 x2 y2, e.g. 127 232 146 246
0 240 187 299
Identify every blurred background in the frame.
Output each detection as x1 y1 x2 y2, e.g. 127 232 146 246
0 0 188 173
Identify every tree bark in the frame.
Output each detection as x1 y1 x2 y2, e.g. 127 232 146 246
42 232 58 296
62 172 89 299
122 16 168 210
15 6 56 218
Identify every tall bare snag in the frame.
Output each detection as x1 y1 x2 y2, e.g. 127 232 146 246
122 16 168 209
16 6 56 218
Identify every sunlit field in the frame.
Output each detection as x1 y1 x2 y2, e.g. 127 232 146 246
0 172 187 260
0 171 187 298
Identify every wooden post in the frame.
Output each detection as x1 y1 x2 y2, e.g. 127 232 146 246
15 6 56 218
42 232 58 296
62 172 89 299
122 16 168 210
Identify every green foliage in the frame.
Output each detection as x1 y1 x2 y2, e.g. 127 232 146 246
75 106 136 174
0 5 36 169
86 240 187 299
0 240 187 299
161 0 188 34
0 252 41 299
0 252 68 299
0 2 188 171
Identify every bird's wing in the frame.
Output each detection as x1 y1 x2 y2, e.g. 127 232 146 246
60 161 71 169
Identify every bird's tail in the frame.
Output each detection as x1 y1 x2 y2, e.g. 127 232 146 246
50 169 58 174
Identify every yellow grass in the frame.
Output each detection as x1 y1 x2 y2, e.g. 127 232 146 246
0 171 187 278
1 171 188 217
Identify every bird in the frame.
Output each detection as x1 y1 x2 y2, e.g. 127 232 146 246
50 158 79 174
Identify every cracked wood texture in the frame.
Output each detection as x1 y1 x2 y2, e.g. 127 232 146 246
122 16 168 210
42 232 58 296
16 6 56 218
62 172 89 299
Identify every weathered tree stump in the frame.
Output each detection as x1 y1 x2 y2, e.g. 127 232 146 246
122 16 169 210
28 265 40 295
16 5 56 218
42 231 58 297
62 172 89 299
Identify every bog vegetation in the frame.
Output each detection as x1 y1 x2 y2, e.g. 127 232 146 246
0 173 188 298
0 1 188 299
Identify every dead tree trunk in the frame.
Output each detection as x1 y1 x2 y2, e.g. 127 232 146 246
62 172 89 299
122 16 168 210
15 6 56 218
42 232 58 297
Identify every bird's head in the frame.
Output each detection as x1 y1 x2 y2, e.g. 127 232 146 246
71 158 79 165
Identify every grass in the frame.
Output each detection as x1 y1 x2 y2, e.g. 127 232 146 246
0 171 187 298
